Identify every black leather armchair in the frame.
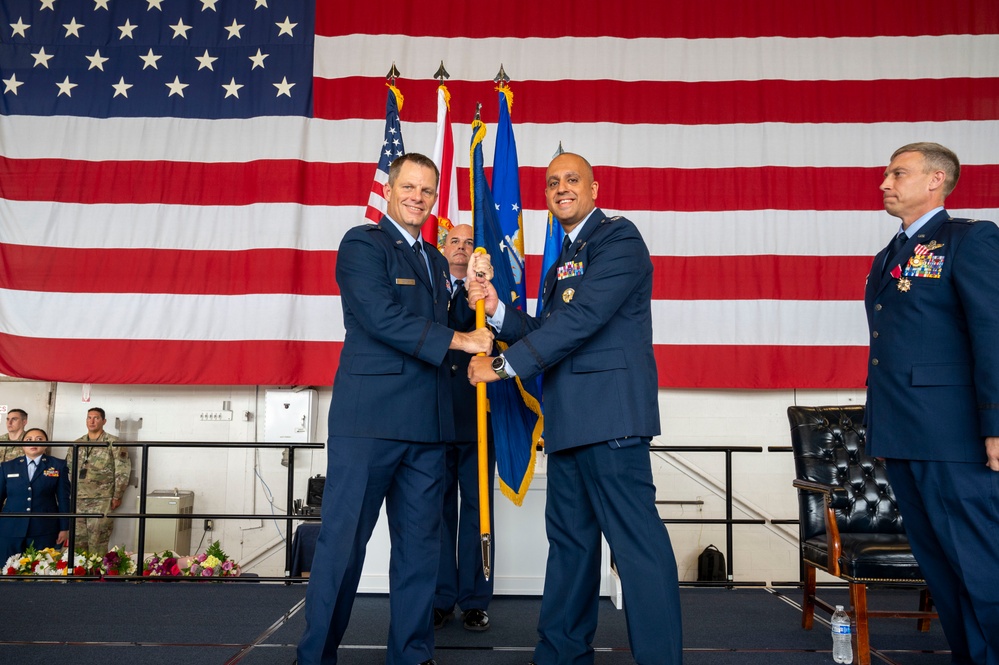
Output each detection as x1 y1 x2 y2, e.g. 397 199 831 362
788 405 935 665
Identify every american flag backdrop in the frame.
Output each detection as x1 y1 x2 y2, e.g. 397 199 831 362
1 0 998 388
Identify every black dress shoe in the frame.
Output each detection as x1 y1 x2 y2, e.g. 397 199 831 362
433 607 454 630
462 608 490 631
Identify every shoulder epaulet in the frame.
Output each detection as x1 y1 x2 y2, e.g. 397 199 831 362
946 217 979 225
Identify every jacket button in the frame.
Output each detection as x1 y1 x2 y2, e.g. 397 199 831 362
872 331 879 338
451 364 458 372
874 304 882 311
871 358 879 366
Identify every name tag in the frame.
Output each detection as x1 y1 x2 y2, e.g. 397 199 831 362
396 278 416 286
6 473 17 478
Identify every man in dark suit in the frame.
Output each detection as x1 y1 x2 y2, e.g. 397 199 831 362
864 142 999 665
468 152 682 665
433 223 495 633
0 428 71 561
297 153 493 665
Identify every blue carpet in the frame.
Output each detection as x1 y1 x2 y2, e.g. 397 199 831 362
0 582 951 664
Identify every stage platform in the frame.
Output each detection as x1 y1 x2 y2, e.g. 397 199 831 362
0 582 949 664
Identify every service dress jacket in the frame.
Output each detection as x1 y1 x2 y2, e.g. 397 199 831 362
864 210 999 462
498 209 660 453
328 218 457 443
0 455 72 539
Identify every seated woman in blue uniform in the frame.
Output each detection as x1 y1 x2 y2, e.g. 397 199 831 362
0 429 71 561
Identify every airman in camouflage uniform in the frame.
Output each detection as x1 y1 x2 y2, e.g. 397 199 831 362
0 408 29 463
67 408 131 555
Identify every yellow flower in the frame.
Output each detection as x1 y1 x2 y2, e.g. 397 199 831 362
204 555 221 568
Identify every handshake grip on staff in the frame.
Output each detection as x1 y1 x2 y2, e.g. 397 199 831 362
466 251 499 318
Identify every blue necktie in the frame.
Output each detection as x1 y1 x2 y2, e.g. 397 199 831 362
28 460 37 481
414 242 433 286
882 231 908 275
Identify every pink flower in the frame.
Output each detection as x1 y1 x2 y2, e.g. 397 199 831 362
202 568 214 577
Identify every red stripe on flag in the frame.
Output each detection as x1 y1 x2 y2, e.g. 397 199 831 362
523 255 875 301
316 0 999 38
0 333 867 389
0 334 341 386
0 245 337 295
6 158 998 211
655 344 869 389
0 156 369 206
4 245 871 300
314 77 999 124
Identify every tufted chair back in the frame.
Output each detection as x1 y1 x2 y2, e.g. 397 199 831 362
787 405 934 665
789 404 903 541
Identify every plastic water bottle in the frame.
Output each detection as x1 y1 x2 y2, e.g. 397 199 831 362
831 605 853 663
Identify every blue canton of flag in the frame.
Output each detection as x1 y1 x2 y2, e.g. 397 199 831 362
0 0 314 119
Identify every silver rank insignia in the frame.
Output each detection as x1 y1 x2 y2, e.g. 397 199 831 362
562 288 575 303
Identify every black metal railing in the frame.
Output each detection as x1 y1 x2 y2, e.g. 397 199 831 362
1 440 322 582
649 444 767 586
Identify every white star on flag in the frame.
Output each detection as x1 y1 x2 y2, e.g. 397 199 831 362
248 49 268 69
62 17 84 38
222 78 243 99
146 0 164 9
166 76 189 97
118 19 138 40
10 17 30 38
3 74 24 95
169 18 192 39
111 77 133 98
19 17 44 39
56 76 77 97
31 47 55 68
200 0 219 11
139 48 162 69
86 49 109 71
93 0 111 10
275 16 297 36
273 77 294 97
40 0 57 10
225 19 244 39
195 50 218 70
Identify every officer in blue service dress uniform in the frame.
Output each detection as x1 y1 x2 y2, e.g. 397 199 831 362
864 142 999 665
296 153 493 665
468 152 682 665
0 429 71 561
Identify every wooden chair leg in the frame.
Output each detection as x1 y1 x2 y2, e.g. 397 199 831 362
850 582 871 665
917 588 932 632
802 564 816 629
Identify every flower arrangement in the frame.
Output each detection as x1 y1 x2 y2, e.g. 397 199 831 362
182 540 240 578
142 550 182 577
2 542 239 578
73 550 105 576
101 545 136 576
3 545 68 576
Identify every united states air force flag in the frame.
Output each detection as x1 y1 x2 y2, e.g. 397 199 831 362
470 95 541 506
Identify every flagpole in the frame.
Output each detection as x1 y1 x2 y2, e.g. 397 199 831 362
473 247 492 581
